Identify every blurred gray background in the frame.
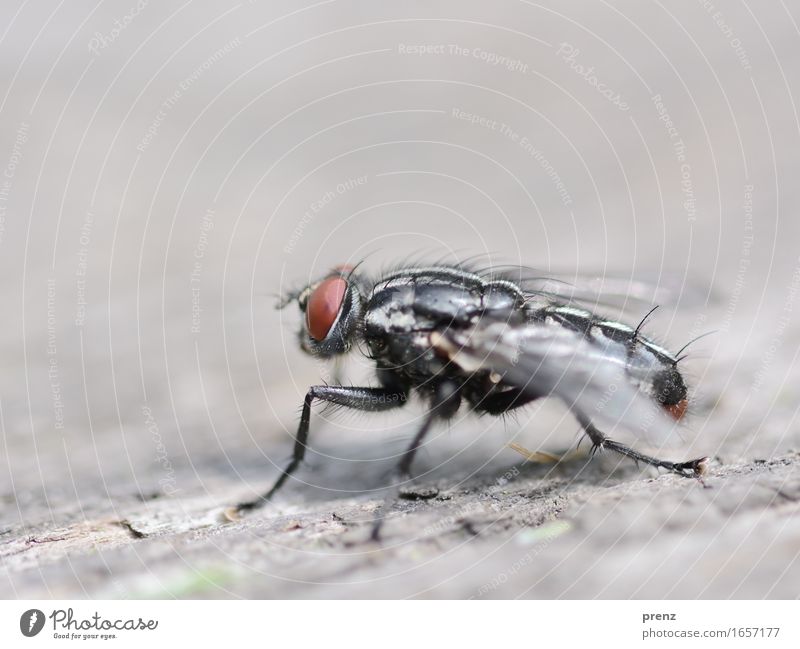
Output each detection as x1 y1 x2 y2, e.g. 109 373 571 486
0 0 798 598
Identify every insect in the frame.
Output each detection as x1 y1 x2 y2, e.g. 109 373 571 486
232 262 709 537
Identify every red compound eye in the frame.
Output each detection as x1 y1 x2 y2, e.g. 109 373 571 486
306 277 347 341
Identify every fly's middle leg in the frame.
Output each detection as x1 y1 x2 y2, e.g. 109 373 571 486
370 380 461 541
230 385 407 517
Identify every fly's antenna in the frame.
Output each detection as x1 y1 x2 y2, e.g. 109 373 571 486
275 289 300 309
634 305 660 337
674 330 718 363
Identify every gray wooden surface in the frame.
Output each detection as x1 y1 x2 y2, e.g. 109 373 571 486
1 1 799 598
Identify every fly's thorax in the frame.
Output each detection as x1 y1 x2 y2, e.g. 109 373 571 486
363 274 506 382
363 289 445 379
365 271 524 331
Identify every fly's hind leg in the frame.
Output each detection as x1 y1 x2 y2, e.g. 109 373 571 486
574 412 709 481
370 380 461 541
229 385 408 519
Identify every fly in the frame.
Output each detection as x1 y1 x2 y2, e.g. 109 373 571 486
231 262 710 538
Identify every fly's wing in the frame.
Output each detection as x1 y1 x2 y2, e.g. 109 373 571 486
487 265 715 315
433 317 679 441
531 273 711 311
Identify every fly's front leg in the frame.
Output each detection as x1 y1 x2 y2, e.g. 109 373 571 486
575 413 709 481
370 381 461 541
232 385 408 516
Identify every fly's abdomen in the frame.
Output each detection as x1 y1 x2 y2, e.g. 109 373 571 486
535 302 688 417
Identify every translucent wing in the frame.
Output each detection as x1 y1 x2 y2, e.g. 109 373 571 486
485 265 715 315
433 317 680 441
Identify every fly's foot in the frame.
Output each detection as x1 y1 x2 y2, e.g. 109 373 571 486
234 498 265 515
221 500 260 523
369 518 385 543
670 456 711 481
222 463 298 522
222 507 243 523
369 470 412 542
222 490 278 523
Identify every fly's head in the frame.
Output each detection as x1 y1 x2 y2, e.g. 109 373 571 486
279 265 365 358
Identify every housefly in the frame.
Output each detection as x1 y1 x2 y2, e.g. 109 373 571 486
232 263 709 537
